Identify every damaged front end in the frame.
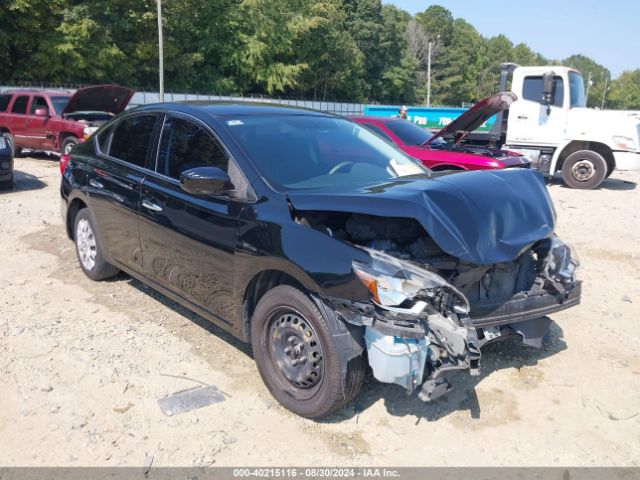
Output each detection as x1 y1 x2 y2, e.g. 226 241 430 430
318 235 580 403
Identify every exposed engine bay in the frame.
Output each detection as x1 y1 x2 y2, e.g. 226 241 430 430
294 210 581 401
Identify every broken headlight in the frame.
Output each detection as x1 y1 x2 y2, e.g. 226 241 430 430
352 247 469 314
541 237 580 283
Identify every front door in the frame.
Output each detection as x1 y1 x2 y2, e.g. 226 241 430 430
23 95 53 150
507 74 568 147
139 115 239 323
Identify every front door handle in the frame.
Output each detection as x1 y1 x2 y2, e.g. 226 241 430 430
89 178 104 189
517 115 528 120
142 198 163 212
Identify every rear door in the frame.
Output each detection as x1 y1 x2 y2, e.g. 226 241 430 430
139 114 240 323
7 95 31 148
87 113 160 273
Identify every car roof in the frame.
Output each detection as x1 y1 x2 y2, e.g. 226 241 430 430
349 115 397 123
132 102 333 118
3 89 73 96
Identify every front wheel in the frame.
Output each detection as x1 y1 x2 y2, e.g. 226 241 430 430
250 285 365 418
61 136 79 155
561 150 607 189
74 208 120 280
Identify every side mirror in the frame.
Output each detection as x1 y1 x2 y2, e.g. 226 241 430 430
540 72 555 106
34 107 49 117
180 166 234 196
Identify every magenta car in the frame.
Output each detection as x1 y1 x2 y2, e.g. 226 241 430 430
351 93 529 171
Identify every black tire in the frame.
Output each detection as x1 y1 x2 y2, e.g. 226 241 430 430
3 132 20 157
73 208 119 280
61 136 79 155
0 174 13 191
561 150 607 189
251 285 365 418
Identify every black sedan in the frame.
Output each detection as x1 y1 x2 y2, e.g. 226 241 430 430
0 133 14 189
60 103 581 418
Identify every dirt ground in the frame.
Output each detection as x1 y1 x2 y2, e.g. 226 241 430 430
1 156 639 467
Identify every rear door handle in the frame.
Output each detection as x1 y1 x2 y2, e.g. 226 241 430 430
89 179 104 189
142 198 163 212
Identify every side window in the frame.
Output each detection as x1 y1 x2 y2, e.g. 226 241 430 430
11 96 29 114
0 94 11 112
107 115 158 168
30 96 48 114
522 76 564 107
157 116 228 179
361 123 394 143
96 125 113 153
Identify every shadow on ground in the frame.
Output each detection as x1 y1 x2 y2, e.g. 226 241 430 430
548 175 636 191
0 169 47 193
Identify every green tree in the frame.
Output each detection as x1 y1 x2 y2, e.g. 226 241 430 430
608 70 640 109
563 54 610 108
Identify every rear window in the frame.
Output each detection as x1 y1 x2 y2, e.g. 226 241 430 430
0 94 11 112
106 115 158 168
385 120 437 146
11 96 29 114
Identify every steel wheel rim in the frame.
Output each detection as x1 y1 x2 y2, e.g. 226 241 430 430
572 159 595 182
76 218 97 271
266 309 324 391
64 143 74 155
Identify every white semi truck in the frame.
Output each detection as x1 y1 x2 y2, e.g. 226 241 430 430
477 63 640 189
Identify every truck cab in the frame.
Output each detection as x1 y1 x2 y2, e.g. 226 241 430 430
497 63 640 189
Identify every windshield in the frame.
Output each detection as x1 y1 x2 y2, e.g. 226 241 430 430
225 115 429 190
50 96 70 115
569 72 586 108
385 120 446 146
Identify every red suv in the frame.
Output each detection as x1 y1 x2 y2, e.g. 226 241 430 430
0 85 133 156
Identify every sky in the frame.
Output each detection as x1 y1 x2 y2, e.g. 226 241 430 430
383 0 639 78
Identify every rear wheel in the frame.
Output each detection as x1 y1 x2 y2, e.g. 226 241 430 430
250 285 365 418
61 136 79 155
74 208 119 280
561 150 607 189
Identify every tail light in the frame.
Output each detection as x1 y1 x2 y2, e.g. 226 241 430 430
60 154 70 174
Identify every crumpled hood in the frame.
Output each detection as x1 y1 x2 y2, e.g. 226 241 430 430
287 169 555 265
62 84 134 115
427 92 516 144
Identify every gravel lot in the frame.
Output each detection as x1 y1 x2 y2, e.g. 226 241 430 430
1 156 639 467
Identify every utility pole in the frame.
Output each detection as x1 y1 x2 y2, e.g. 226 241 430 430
601 75 608 109
427 40 433 107
157 0 164 102
426 34 440 108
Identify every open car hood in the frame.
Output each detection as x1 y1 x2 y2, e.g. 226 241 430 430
425 92 516 145
287 168 555 265
62 85 134 115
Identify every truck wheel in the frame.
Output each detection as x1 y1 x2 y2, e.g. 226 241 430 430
61 136 79 155
74 208 120 280
251 285 365 418
561 150 607 189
